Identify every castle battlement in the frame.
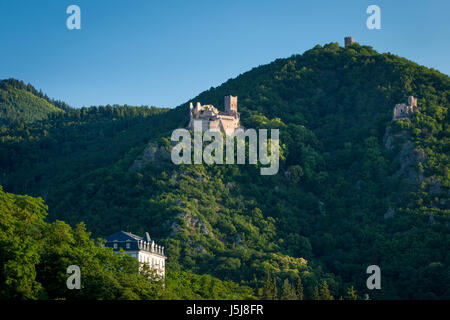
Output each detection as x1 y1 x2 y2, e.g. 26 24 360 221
188 95 241 135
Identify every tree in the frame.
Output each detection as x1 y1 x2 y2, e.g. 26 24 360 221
273 277 278 300
320 281 334 300
281 279 296 300
296 277 304 300
262 272 277 300
346 285 358 300
0 186 47 299
313 286 320 300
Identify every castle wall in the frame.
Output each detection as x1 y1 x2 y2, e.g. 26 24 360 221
190 118 209 131
188 96 240 135
220 118 240 136
393 96 418 120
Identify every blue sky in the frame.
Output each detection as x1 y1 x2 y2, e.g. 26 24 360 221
0 0 449 108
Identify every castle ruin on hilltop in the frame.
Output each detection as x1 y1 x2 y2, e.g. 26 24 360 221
344 36 354 46
188 95 242 135
393 96 418 120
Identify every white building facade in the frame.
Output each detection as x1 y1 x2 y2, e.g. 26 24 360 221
105 231 166 278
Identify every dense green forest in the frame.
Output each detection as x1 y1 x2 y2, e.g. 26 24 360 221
0 79 67 125
0 186 255 299
0 42 449 299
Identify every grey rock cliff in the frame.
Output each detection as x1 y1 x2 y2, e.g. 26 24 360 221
129 142 171 172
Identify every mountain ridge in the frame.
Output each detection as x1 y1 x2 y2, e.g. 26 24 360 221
0 79 68 125
0 42 449 299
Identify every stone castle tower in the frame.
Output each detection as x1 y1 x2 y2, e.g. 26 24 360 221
188 95 241 135
345 36 354 46
393 96 418 120
224 95 238 113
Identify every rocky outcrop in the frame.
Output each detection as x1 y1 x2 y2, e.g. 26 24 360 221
384 128 426 183
384 124 448 215
384 207 395 219
129 142 171 172
171 211 214 238
425 176 443 195
393 139 426 183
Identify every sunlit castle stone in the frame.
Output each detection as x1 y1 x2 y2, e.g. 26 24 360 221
393 96 418 120
188 95 242 135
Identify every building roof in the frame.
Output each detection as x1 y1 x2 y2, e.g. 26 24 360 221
105 231 145 242
104 231 166 257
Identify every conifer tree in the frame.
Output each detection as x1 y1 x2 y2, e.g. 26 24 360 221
296 277 304 300
262 272 277 300
262 272 272 300
313 286 320 300
281 279 296 300
272 277 278 300
320 281 333 300
346 286 358 300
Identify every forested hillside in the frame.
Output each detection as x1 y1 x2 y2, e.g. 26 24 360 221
0 186 255 299
0 42 449 299
0 79 66 125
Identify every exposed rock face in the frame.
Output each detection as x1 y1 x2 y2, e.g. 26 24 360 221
383 126 395 151
384 207 395 219
318 201 326 215
129 142 170 172
386 97 421 178
384 128 426 183
426 176 443 195
384 124 448 209
393 139 426 183
171 211 213 238
192 243 207 255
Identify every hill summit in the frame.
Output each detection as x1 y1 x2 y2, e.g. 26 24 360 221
0 42 449 299
0 79 66 125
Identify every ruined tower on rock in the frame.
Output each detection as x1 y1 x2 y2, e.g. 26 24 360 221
393 96 418 120
344 36 354 46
